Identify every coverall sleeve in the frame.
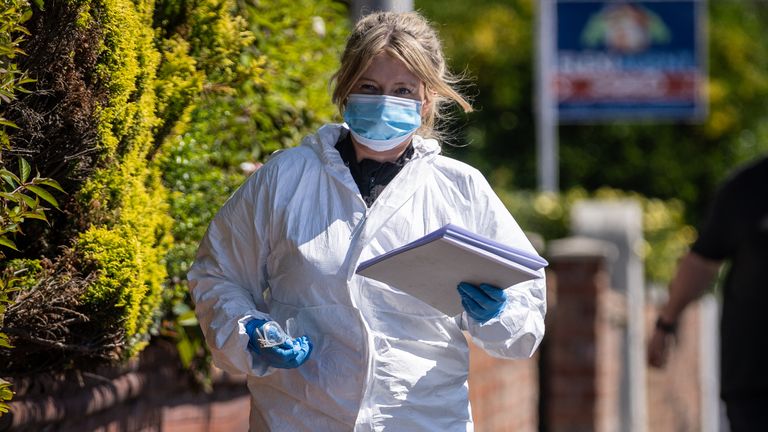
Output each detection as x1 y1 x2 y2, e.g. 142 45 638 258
187 173 275 376
459 172 547 359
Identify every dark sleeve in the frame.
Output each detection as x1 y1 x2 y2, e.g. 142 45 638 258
691 176 739 260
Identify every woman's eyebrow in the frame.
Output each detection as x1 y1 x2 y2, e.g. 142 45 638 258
357 76 418 87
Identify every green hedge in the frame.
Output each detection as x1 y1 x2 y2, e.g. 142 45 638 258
159 0 349 372
1 0 349 378
0 0 252 371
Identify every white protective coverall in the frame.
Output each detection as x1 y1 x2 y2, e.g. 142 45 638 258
188 123 546 432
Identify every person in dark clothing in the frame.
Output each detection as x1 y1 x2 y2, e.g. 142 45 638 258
648 155 768 431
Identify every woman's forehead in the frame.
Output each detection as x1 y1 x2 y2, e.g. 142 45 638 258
359 52 420 84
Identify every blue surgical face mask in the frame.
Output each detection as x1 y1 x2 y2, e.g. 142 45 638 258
343 94 422 151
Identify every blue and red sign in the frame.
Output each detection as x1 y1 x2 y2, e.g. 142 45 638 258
555 0 707 121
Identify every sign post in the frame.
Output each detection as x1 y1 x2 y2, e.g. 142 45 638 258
536 0 707 191
536 0 558 192
349 0 413 21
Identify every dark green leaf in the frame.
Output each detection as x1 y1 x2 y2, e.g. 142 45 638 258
19 193 38 208
0 192 20 202
0 169 20 185
25 185 58 208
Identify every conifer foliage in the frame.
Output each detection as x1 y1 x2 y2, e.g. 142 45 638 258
0 0 347 380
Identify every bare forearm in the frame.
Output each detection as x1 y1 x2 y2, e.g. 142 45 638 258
659 251 721 324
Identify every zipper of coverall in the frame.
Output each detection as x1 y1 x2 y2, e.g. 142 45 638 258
348 176 425 429
349 209 368 240
338 139 436 429
347 199 377 430
347 161 427 431
317 130 376 428
337 167 376 431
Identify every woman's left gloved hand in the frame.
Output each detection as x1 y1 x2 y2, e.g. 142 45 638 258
457 282 508 324
245 318 313 369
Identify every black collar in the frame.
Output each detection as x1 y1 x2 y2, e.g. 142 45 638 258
334 130 414 206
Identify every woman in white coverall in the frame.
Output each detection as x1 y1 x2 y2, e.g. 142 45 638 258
188 11 546 432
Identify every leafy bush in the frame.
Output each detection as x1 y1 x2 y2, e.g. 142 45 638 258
161 0 348 282
0 378 11 415
0 0 55 409
0 0 253 373
159 0 349 372
0 0 37 150
0 158 64 255
1 0 348 378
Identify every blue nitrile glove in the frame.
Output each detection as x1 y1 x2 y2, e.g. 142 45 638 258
245 318 313 369
457 282 508 324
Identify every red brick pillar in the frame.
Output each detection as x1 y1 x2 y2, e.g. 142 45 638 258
467 340 539 432
544 237 624 432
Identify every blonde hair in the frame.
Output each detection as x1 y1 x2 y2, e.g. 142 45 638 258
331 11 472 140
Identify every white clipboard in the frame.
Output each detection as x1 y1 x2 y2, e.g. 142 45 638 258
356 224 547 316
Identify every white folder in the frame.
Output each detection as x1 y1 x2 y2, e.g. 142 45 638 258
356 224 547 316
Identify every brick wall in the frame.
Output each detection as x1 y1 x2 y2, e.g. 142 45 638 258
645 301 703 432
160 389 250 432
4 254 707 432
1 341 251 432
47 383 250 432
467 338 539 432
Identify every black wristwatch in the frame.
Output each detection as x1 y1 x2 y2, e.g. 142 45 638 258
655 317 677 335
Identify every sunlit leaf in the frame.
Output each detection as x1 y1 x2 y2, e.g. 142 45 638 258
25 185 58 208
0 236 18 251
176 338 195 368
32 178 66 193
19 157 30 183
0 119 19 129
19 193 38 208
177 310 199 327
0 192 20 202
0 169 20 185
0 336 13 349
20 211 47 222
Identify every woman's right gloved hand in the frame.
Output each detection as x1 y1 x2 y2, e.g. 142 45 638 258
457 282 508 324
245 318 313 369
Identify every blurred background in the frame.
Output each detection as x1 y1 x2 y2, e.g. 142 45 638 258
0 0 766 430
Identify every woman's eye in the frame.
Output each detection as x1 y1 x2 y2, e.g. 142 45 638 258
359 83 378 93
394 87 413 95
